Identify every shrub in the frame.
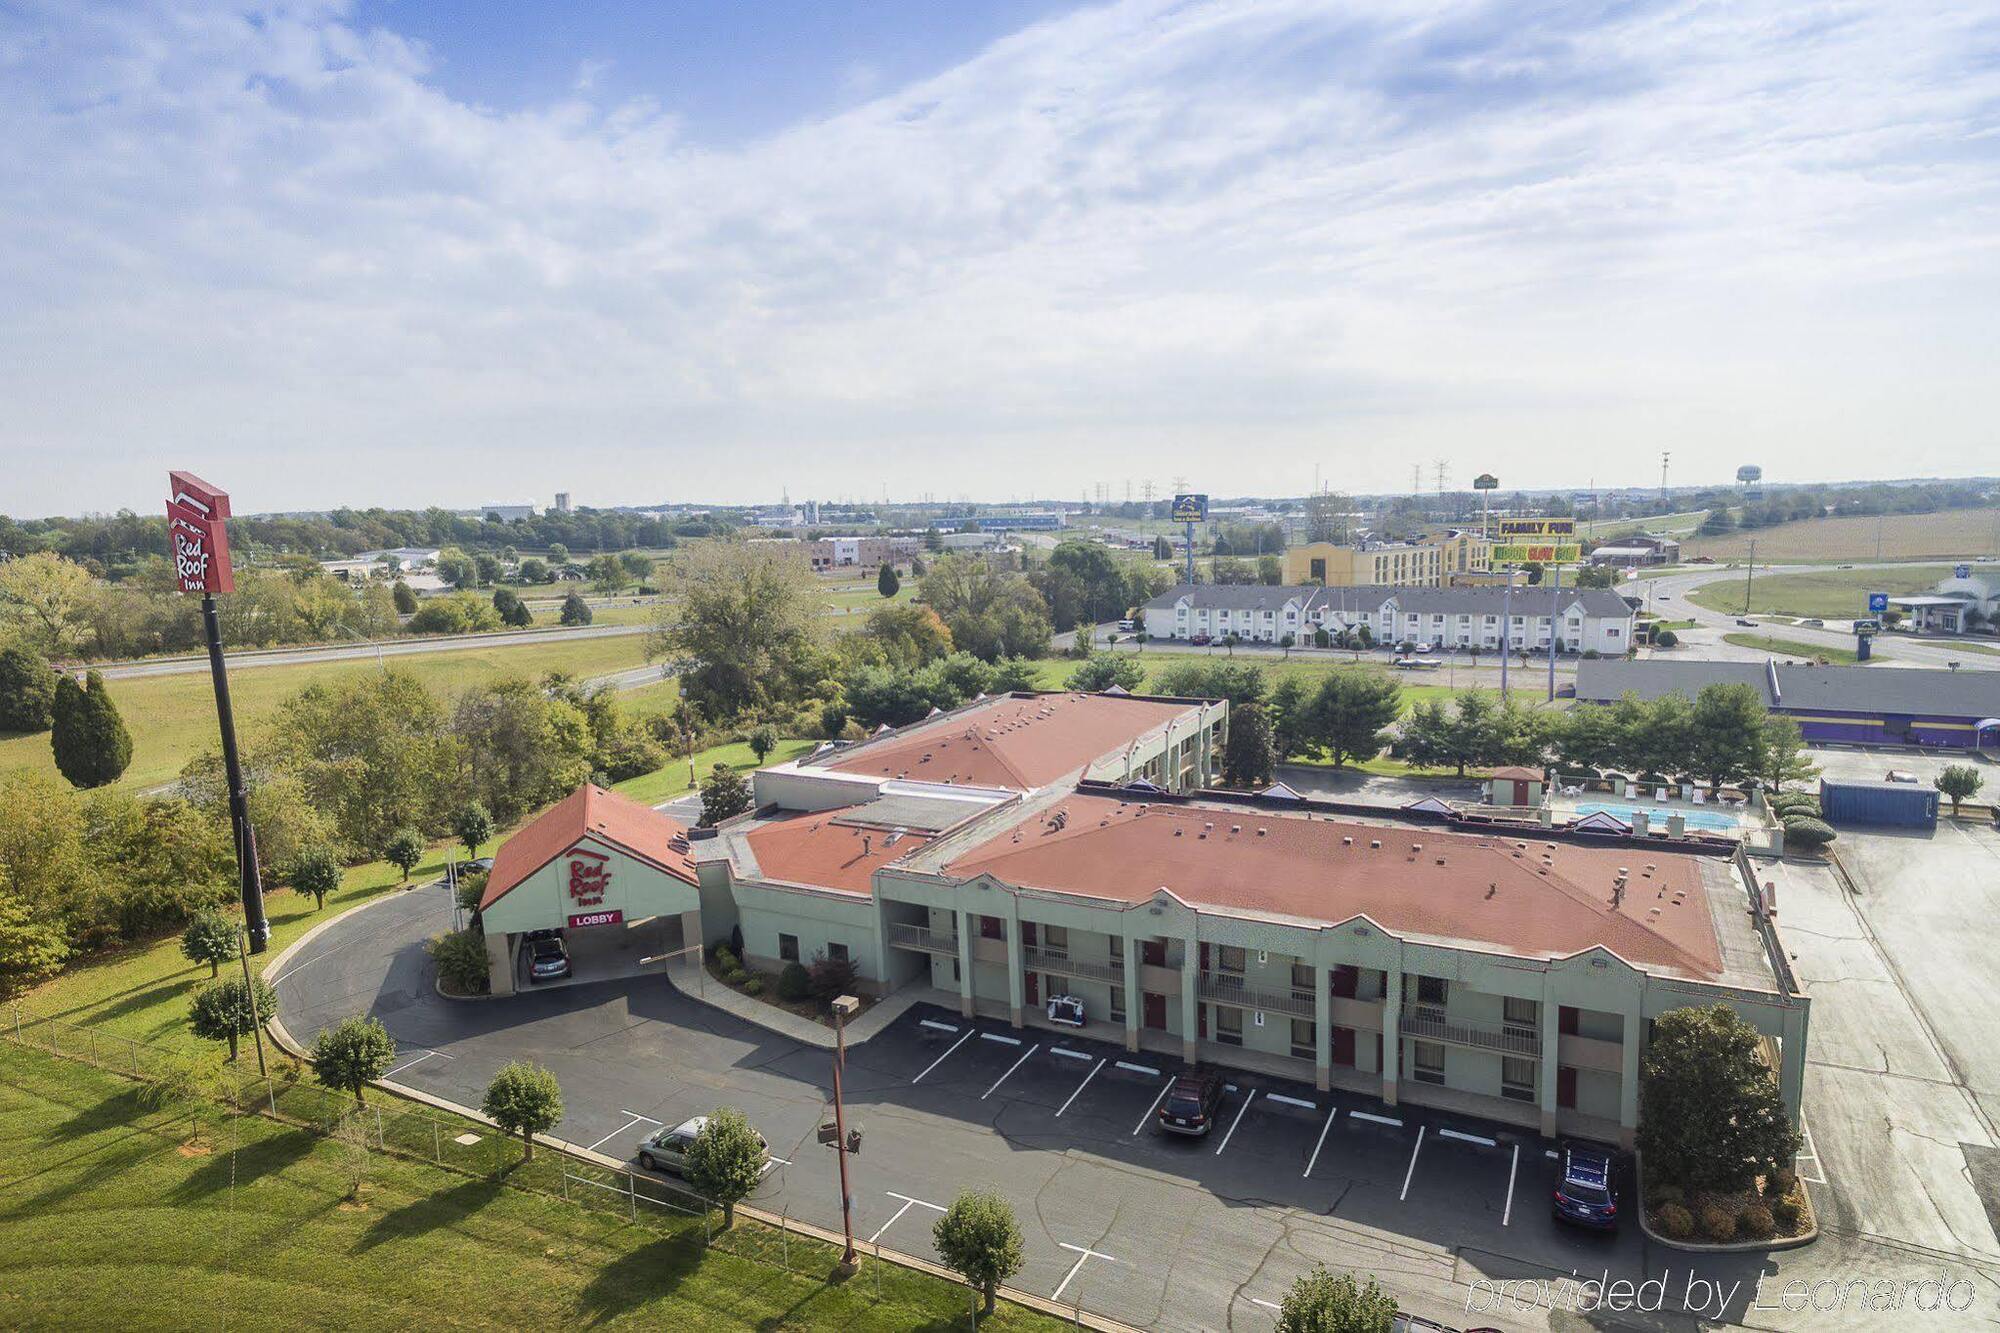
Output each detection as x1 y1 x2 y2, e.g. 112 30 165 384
1647 1182 1685 1209
724 966 747 985
1653 630 1678 648
1656 1203 1694 1239
808 952 860 1006
427 927 490 994
1738 1203 1776 1239
1770 1196 1802 1228
179 910 239 978
1699 1203 1738 1242
1767 1167 1797 1196
777 962 811 1002
742 978 764 996
1783 816 1836 849
713 945 737 972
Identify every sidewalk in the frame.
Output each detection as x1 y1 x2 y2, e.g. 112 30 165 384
665 955 939 1049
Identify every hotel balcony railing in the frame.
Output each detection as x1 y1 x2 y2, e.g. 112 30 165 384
887 922 959 955
1021 946 1123 985
1197 972 1315 1019
1399 1004 1541 1058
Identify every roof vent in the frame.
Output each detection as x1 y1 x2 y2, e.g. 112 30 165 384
1369 839 1381 850
1342 836 1354 847
1257 827 1268 837
1174 828 1183 837
1230 824 1241 834
1435 856 1445 866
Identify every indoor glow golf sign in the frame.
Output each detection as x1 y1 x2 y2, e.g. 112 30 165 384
165 471 235 594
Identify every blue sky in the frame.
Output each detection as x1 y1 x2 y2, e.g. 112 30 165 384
3 0 1998 517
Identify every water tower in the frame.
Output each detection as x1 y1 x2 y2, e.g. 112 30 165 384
1736 464 1764 499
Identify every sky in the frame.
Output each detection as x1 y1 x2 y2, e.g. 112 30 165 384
2 0 1998 519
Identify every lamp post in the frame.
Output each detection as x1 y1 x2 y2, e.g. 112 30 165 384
830 994 860 1270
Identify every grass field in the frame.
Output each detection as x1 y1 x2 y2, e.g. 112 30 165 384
1682 508 2000 563
0 633 657 792
0 1046 1060 1331
1721 632 1862 665
1579 509 1710 541
1028 651 1480 715
611 738 816 806
1686 564 1962 620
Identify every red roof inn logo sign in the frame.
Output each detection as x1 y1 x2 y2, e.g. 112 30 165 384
565 847 612 908
165 471 235 594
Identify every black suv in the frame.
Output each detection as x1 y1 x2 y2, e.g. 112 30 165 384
1156 1070 1226 1137
1551 1141 1620 1230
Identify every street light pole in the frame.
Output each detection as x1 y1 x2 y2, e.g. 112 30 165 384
831 994 860 1270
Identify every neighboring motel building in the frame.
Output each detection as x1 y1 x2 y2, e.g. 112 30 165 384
1575 658 2000 750
1144 584 1636 656
474 688 1806 1147
1886 567 1999 635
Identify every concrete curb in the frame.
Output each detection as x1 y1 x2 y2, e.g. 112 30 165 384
255 887 1136 1331
1634 1158 1819 1253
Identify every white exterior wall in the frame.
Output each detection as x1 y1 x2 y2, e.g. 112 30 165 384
481 835 701 937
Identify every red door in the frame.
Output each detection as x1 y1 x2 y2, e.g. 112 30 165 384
1141 939 1166 967
1143 992 1167 1029
1557 1066 1578 1109
1331 1026 1356 1067
1330 965 1359 999
980 914 1003 940
1025 971 1039 1007
1559 1005 1580 1035
1198 942 1210 972
1021 921 1037 947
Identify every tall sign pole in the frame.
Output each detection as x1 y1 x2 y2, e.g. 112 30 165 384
1546 559 1563 703
168 472 269 953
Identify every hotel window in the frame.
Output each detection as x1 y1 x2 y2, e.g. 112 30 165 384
1107 934 1123 968
1411 975 1448 1007
826 941 850 964
1217 945 1246 976
1291 962 1314 997
1501 1057 1537 1102
1413 1041 1446 1084
1109 986 1126 1023
779 934 800 963
1215 1006 1243 1046
1503 996 1539 1036
1042 924 1069 958
1291 1018 1315 1060
980 914 1004 940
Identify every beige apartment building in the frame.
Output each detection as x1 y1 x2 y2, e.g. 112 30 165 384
1282 532 1493 588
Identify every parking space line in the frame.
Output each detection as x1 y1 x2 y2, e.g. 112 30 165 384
1053 1241 1119 1302
983 1043 1041 1099
1056 1058 1107 1117
919 1019 960 1034
1796 1122 1828 1185
1249 1297 1281 1312
979 1032 1024 1046
1214 1089 1258 1155
587 1113 646 1151
1267 1093 1316 1111
1350 1110 1402 1128
619 1109 663 1124
869 1190 946 1244
912 1029 976 1084
1115 1061 1159 1076
1050 1047 1094 1062
383 1050 448 1079
1304 1105 1339 1178
1502 1142 1520 1226
1134 1079 1173 1136
1399 1125 1426 1200
1438 1127 1496 1147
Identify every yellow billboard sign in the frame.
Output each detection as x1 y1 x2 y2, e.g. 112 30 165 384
1495 518 1575 538
1492 543 1582 564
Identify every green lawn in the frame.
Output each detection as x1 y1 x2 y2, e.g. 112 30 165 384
1579 509 1711 541
611 738 816 807
0 1046 1060 1332
1686 564 1959 620
0 633 656 792
1721 632 1862 665
1032 651 1488 715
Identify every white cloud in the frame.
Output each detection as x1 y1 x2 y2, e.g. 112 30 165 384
1 0 1997 515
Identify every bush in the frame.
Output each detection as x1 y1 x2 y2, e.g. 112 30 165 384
1767 1166 1798 1196
1647 1182 1685 1209
742 978 764 996
712 946 737 972
1699 1203 1738 1242
427 927 490 994
777 962 811 1002
1653 630 1678 648
1771 1197 1802 1228
724 966 747 985
808 953 860 1006
1656 1203 1694 1239
1783 816 1837 849
1738 1203 1776 1239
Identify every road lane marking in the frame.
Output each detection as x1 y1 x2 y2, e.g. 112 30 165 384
1267 1093 1316 1111
1052 1242 1119 1302
912 1029 976 1084
1304 1105 1340 1178
1056 1058 1107 1117
1214 1089 1258 1155
1399 1125 1427 1200
1134 1079 1174 1136
982 1043 1040 1099
1438 1127 1496 1147
1051 1047 1094 1062
919 1019 960 1034
1115 1061 1160 1076
979 1032 1023 1046
1350 1110 1402 1128
1502 1141 1520 1226
587 1113 646 1151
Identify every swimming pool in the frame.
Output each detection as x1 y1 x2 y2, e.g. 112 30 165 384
1573 802 1740 833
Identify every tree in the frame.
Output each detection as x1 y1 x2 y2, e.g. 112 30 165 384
391 580 419 614
1753 714 1818 792
685 1106 766 1227
919 554 1052 661
453 678 594 823
1699 508 1737 536
492 586 533 627
1304 673 1401 767
1637 1004 1801 1194
473 553 502 585
517 557 549 584
1397 698 1453 771
1222 702 1276 787
481 1060 563 1161
1688 683 1767 793
406 590 502 634
1042 540 1129 626
933 1188 1025 1314
1152 535 1173 561
384 827 425 882
50 670 132 789
1936 763 1984 815
547 542 570 567
587 553 626 594
699 763 751 826
262 668 458 855
0 645 58 732
650 542 830 719
289 844 342 910
1274 1265 1397 1333
311 1015 397 1105
1067 652 1146 693
620 551 656 583
180 909 238 977
0 892 67 996
560 592 593 626
852 604 955 670
1554 703 1622 772
453 803 494 860
747 724 777 765
877 564 900 598
0 551 98 654
188 975 276 1062
1266 677 1311 761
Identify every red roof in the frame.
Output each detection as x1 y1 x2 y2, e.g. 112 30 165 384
1488 766 1544 781
742 807 935 896
823 692 1197 790
945 795 1724 979
479 785 697 910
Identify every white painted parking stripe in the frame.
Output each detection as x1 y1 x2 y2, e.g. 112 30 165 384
979 1032 1023 1046
1545 1149 1559 1159
1134 1079 1174 1136
1304 1105 1339 1178
870 1190 946 1244
1056 1058 1107 1117
1214 1089 1258 1155
1502 1141 1520 1226
1052 1241 1119 1302
383 1050 445 1078
1050 1047 1094 1062
1266 1093 1316 1111
1438 1127 1497 1148
587 1113 645 1151
1250 1297 1282 1311
619 1109 664 1124
983 1043 1040 1099
1399 1125 1426 1200
1115 1061 1159 1076
1350 1110 1403 1128
912 1028 976 1084
919 1019 960 1034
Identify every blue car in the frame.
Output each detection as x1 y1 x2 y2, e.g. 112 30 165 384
1552 1142 1620 1230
